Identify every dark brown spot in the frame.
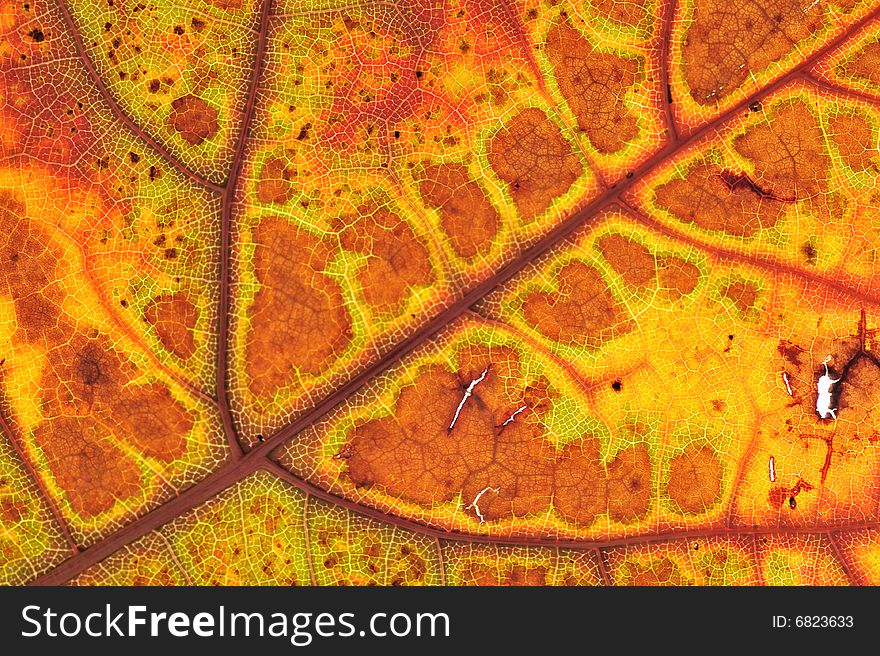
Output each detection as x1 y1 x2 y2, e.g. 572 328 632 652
169 95 219 146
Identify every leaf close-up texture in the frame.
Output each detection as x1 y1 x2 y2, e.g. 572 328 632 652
2 0 880 587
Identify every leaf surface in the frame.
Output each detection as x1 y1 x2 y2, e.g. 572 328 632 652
1 0 880 585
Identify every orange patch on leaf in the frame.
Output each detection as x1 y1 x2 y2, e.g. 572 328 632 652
0 197 67 344
418 163 500 259
829 112 878 171
546 20 640 154
246 217 353 396
721 281 759 314
667 445 723 514
591 0 649 29
1 197 192 513
554 439 606 525
33 417 142 517
0 498 25 523
169 95 219 146
42 334 191 462
654 162 784 237
733 100 828 202
344 344 653 526
256 157 297 205
598 234 657 288
487 108 582 220
521 261 629 347
346 345 557 522
336 207 434 314
658 257 700 299
842 40 880 85
682 0 826 104
144 293 198 360
461 561 547 586
606 445 652 522
621 556 684 585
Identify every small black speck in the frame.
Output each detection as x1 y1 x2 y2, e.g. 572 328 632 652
173 25 184 35
802 241 817 264
393 130 400 138
611 380 622 392
120 299 128 308
749 101 761 113
789 496 797 510
28 28 44 42
625 171 634 179
728 334 734 341
129 151 140 163
415 70 423 79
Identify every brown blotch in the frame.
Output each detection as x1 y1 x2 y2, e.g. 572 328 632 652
418 163 499 259
462 561 548 586
606 445 652 522
42 334 191 462
346 364 498 505
169 95 219 146
767 485 788 509
837 355 880 422
522 261 629 347
336 207 433 314
658 257 700 299
344 344 654 527
347 346 554 521
598 234 656 288
545 20 640 154
733 101 828 202
621 556 684 585
654 161 783 237
554 438 607 526
246 217 352 397
487 108 582 220
667 445 723 514
842 40 880 86
829 112 878 171
0 499 25 523
682 0 828 104
590 0 649 29
721 281 758 314
767 477 814 510
256 157 296 205
144 293 198 360
33 417 142 517
1 197 193 514
0 197 67 344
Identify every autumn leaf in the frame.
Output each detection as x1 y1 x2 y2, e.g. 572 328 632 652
1 0 880 587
